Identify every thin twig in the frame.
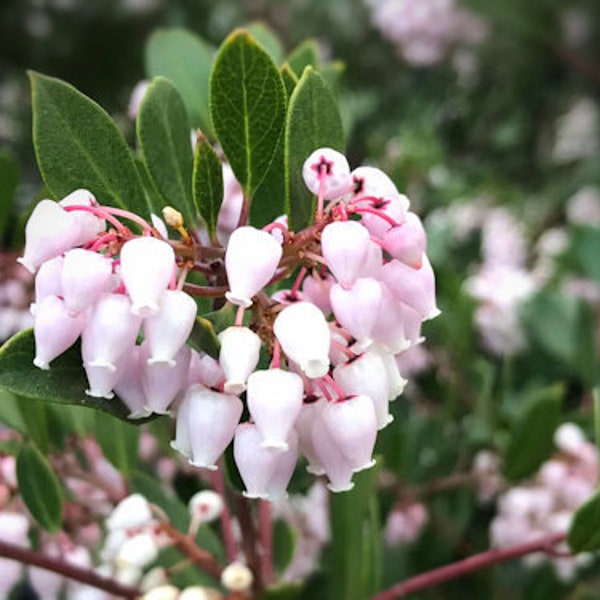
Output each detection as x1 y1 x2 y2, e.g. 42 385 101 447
258 500 274 584
370 532 567 599
0 540 139 599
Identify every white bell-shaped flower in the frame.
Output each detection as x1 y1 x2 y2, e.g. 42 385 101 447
301 271 334 315
33 255 64 309
185 384 243 470
380 351 408 401
330 278 383 350
321 220 371 289
116 533 159 570
106 493 153 531
273 302 331 379
187 349 224 389
321 395 377 472
370 288 412 354
218 326 261 394
302 148 352 199
295 398 327 475
141 343 191 414
216 163 244 246
382 212 426 268
33 295 86 369
380 255 440 320
233 422 297 500
144 290 197 366
17 199 82 273
120 237 175 317
224 226 282 308
81 293 141 372
59 189 105 245
247 368 304 451
113 345 149 419
349 166 403 205
61 249 113 316
171 390 193 458
311 411 355 492
333 352 392 429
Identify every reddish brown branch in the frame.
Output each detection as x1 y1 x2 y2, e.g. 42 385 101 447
371 532 567 600
0 540 139 599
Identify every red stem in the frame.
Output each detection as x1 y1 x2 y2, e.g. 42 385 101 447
0 540 139 599
258 500 274 585
371 532 567 600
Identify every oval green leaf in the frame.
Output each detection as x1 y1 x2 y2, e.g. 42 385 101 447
193 137 224 240
210 29 286 199
137 77 195 225
568 489 600 553
285 66 344 231
29 71 148 216
16 443 63 533
145 28 214 136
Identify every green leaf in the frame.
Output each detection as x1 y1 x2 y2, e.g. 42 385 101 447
244 21 285 66
210 29 286 199
29 71 147 216
569 488 600 552
94 411 140 476
273 518 298 575
285 66 344 231
189 304 236 360
145 28 214 136
263 583 304 600
137 77 195 225
281 63 299 98
0 389 27 434
573 225 600 284
327 461 381 600
502 385 563 481
0 330 134 421
193 137 224 240
0 150 19 242
16 443 63 532
286 40 319 78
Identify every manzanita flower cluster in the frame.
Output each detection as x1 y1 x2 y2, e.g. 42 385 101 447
20 146 439 499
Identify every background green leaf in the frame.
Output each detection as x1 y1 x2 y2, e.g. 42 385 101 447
285 66 344 231
0 150 19 244
29 71 147 216
210 29 286 200
16 443 63 533
193 137 224 240
568 489 600 553
137 77 195 225
286 40 319 78
94 411 140 476
145 28 214 136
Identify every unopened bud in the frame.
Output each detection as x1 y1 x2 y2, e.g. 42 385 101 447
142 585 180 600
220 561 253 592
188 490 224 523
180 586 223 600
162 206 184 229
106 493 153 531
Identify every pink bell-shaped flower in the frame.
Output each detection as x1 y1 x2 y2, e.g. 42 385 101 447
224 226 282 308
81 293 142 396
113 345 149 419
295 398 327 475
218 326 261 394
382 212 426 268
311 412 355 492
246 368 304 451
380 255 440 320
185 385 243 470
233 423 298 500
17 199 82 274
322 395 378 472
380 352 408 401
301 271 334 315
144 290 197 366
33 255 64 311
120 237 175 318
370 287 412 354
330 277 383 350
61 248 113 316
171 390 193 458
333 352 392 429
216 163 244 246
187 349 225 389
59 189 105 245
302 148 352 199
33 295 86 369
141 343 191 414
321 220 371 289
273 302 331 378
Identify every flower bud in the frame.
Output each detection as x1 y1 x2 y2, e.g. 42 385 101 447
247 368 304 451
321 220 371 289
221 561 253 593
120 237 175 318
179 587 223 600
273 302 331 378
188 490 224 523
106 493 153 531
184 384 243 470
61 248 113 316
17 199 82 273
142 586 180 600
218 326 261 394
116 533 159 569
382 212 426 268
224 226 282 308
144 290 197 367
33 295 87 369
302 148 352 199
217 163 244 246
